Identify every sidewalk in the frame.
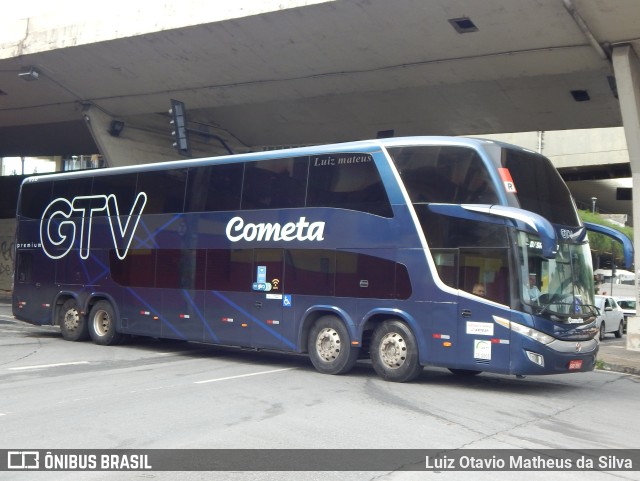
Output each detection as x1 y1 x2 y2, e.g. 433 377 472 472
1 296 639 376
597 340 640 376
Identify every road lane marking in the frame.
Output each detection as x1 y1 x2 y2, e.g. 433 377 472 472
194 367 294 384
8 361 90 371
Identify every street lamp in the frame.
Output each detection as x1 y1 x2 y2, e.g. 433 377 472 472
591 196 597 214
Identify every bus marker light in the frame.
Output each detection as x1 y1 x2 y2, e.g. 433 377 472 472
153 316 159 320
222 318 233 323
241 323 248 328
491 338 509 344
432 333 450 340
351 341 360 346
140 310 150 316
179 314 190 319
568 359 582 370
443 342 452 347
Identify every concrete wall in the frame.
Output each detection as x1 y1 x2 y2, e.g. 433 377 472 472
0 218 15 295
470 127 630 167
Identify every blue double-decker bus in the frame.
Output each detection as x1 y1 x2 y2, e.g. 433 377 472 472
12 137 632 382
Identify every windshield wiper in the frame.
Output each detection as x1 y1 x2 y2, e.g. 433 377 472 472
535 295 596 319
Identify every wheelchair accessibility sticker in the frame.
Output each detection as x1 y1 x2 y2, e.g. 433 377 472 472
283 295 292 308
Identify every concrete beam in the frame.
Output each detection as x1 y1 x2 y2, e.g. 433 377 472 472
83 105 178 167
83 105 247 166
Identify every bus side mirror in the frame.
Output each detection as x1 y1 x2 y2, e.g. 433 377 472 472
459 204 558 259
428 203 558 259
583 222 634 269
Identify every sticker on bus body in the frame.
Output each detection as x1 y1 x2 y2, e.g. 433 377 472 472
466 321 494 336
498 168 517 193
474 340 492 360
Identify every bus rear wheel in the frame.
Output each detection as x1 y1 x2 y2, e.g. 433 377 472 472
59 299 89 341
370 320 423 382
88 300 123 346
308 316 358 375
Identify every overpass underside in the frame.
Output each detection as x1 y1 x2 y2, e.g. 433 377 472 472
0 0 639 270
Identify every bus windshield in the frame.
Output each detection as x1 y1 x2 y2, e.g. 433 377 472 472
518 232 596 318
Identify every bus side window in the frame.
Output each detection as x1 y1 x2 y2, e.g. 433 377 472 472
432 250 458 288
241 157 308 210
18 181 53 219
459 250 510 304
137 169 188 214
432 248 510 304
185 163 243 212
92 173 138 216
15 252 32 282
53 177 93 201
205 249 253 292
307 153 393 217
285 249 335 296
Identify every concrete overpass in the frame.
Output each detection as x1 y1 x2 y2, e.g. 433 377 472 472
1 1 639 154
1 0 640 292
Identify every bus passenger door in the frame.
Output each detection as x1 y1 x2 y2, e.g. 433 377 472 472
251 249 286 350
456 249 512 372
457 295 506 372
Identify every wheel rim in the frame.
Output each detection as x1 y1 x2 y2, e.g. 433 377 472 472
315 327 341 362
93 309 111 337
63 308 80 330
378 332 407 369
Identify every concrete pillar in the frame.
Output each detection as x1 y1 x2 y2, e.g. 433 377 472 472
612 45 640 350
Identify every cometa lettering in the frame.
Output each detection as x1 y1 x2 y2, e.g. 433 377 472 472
226 216 325 242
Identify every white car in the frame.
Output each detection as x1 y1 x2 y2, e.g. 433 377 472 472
594 295 625 340
614 297 636 333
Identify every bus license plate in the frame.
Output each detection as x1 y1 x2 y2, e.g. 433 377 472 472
568 359 583 370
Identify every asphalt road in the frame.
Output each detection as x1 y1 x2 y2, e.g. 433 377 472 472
1 305 639 481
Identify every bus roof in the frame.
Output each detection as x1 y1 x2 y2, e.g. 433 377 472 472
21 135 528 184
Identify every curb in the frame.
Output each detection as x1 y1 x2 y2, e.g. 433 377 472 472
596 362 640 377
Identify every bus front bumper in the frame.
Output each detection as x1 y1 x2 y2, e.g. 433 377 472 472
514 337 599 375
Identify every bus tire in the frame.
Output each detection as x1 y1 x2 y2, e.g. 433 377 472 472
88 300 123 346
308 315 358 375
370 320 423 382
58 299 89 342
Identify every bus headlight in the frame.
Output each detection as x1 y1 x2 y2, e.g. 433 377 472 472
509 322 555 345
494 316 555 345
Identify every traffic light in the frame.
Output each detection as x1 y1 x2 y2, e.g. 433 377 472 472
169 99 191 157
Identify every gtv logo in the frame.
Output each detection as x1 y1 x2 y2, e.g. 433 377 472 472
39 193 147 260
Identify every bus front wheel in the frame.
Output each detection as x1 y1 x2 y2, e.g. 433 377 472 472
308 316 358 375
88 300 124 346
58 299 89 342
370 320 423 382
